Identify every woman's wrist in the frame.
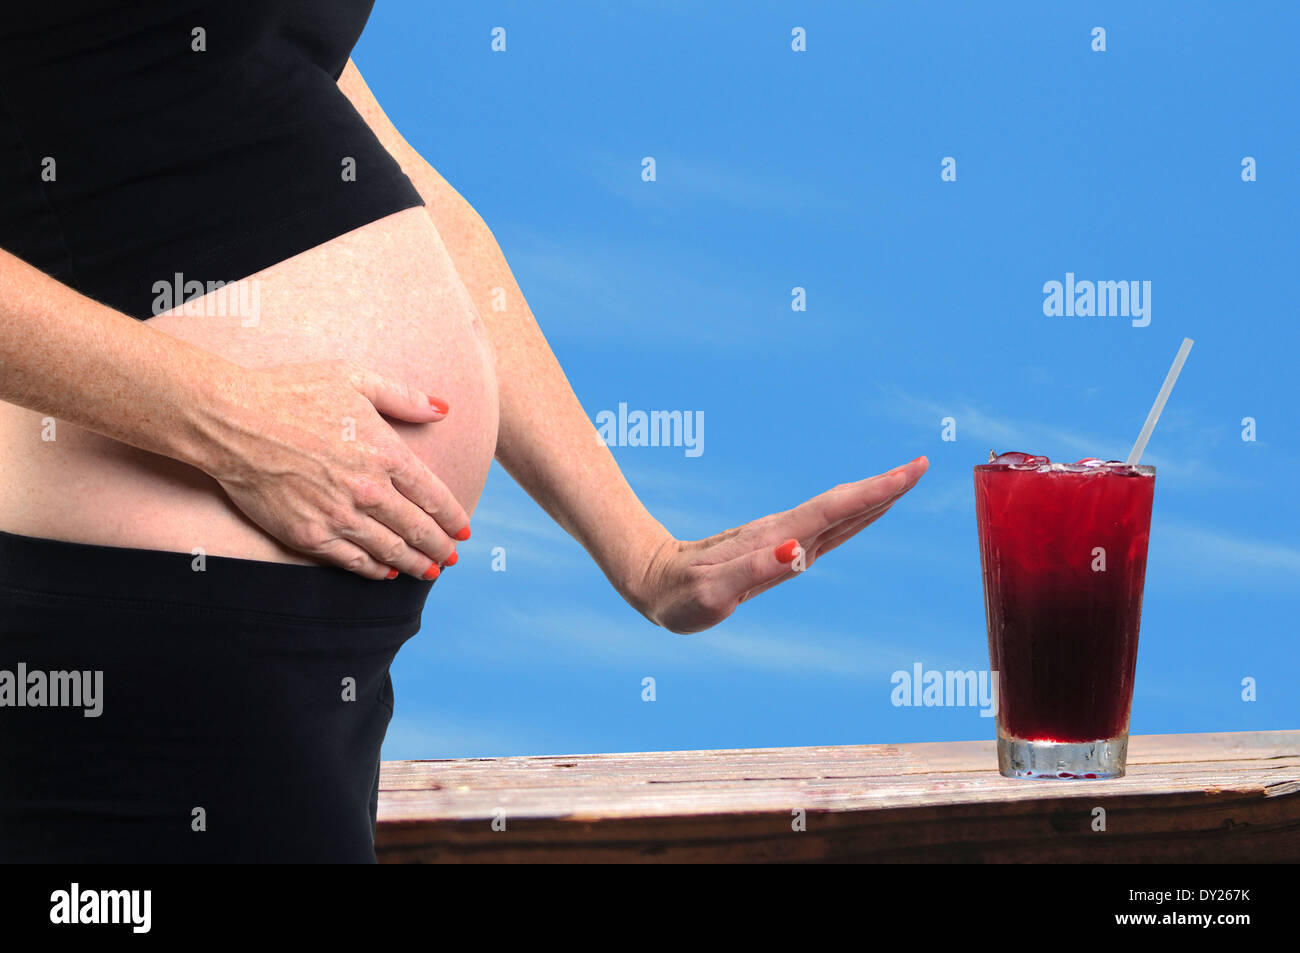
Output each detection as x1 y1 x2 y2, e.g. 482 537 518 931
602 515 677 616
167 353 256 479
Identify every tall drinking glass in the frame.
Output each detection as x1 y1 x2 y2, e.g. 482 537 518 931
974 459 1155 779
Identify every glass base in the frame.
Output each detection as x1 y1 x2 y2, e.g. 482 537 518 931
997 734 1128 780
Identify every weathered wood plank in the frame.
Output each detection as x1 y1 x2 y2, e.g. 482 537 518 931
375 730 1300 863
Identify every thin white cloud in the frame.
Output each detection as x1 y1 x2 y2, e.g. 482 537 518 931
466 602 971 681
912 477 975 516
381 711 547 760
877 385 1109 458
503 234 766 350
471 478 570 545
1157 521 1300 578
872 385 1234 487
581 152 837 218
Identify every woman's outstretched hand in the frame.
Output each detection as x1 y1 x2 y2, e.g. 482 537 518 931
198 360 471 580
632 456 929 634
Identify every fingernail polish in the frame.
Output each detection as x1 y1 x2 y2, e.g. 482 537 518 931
385 568 398 580
774 539 800 563
444 550 458 567
428 395 450 414
422 564 440 580
453 526 471 542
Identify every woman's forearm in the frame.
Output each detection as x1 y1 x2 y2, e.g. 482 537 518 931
418 184 672 602
338 64 673 604
0 247 239 469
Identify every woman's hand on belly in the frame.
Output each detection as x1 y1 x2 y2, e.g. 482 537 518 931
196 358 471 580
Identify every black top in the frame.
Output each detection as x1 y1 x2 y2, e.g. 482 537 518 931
0 1 423 319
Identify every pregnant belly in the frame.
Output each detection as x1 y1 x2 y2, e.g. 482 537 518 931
0 207 500 565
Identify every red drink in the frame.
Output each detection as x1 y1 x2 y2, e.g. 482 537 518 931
974 452 1155 779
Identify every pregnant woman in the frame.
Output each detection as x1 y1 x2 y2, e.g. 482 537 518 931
0 2 927 863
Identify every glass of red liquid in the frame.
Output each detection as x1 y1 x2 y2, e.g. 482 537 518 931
974 451 1155 779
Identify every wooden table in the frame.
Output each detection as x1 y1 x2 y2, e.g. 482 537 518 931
375 730 1300 862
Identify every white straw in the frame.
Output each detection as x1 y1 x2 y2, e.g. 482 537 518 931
1126 337 1194 465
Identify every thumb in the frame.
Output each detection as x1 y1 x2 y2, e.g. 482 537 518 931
352 367 449 422
715 537 805 601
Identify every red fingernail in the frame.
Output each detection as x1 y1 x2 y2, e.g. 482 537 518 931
774 539 800 563
444 550 458 567
428 395 450 414
385 568 398 580
422 564 441 580
453 526 471 542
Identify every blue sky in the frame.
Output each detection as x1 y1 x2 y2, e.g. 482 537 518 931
355 1 1299 759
